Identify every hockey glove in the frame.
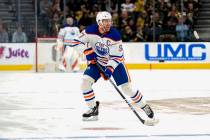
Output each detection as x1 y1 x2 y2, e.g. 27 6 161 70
102 66 114 80
86 52 97 64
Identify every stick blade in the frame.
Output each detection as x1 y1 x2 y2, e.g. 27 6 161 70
144 118 159 126
82 116 98 121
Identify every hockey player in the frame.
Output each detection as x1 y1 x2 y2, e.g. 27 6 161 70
56 15 80 72
71 11 158 123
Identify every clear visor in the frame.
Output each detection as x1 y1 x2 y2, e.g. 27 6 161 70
100 19 112 26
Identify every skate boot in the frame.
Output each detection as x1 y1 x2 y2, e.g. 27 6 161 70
142 104 154 119
82 101 99 121
58 63 66 72
141 104 159 126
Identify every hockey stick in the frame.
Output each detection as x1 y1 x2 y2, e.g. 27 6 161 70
95 63 156 126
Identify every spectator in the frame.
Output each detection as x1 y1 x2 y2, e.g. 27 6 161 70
0 23 9 43
78 11 93 26
134 0 145 14
66 0 78 12
121 25 136 42
185 12 193 30
185 1 197 25
28 26 39 42
146 12 163 41
160 18 176 41
99 0 112 12
49 12 62 37
12 26 27 43
136 14 145 29
167 3 180 21
39 0 52 18
50 0 62 16
156 0 170 22
133 26 145 42
110 0 119 13
120 10 130 28
121 0 135 13
78 0 92 11
39 0 52 32
112 11 119 28
176 15 189 41
128 18 136 31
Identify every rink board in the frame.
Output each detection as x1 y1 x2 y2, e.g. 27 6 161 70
0 42 210 71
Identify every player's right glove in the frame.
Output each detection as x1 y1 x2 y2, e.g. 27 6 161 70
86 53 97 64
84 48 96 64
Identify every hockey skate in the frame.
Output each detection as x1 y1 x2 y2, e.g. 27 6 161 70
141 104 159 126
58 63 66 72
82 101 99 121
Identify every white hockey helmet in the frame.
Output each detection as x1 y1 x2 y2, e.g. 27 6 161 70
96 11 112 26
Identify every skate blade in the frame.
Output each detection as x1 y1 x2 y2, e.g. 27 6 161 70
144 118 159 126
82 116 98 121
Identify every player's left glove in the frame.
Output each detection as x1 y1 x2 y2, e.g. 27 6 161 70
102 66 114 80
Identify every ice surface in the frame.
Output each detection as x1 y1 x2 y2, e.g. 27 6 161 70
0 70 210 140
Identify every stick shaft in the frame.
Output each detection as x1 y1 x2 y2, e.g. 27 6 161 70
95 63 145 124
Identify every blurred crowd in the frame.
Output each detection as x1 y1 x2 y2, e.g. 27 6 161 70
0 0 201 43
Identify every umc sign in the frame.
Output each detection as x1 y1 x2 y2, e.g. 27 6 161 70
145 43 206 61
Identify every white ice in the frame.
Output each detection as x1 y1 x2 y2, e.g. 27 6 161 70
0 70 210 140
